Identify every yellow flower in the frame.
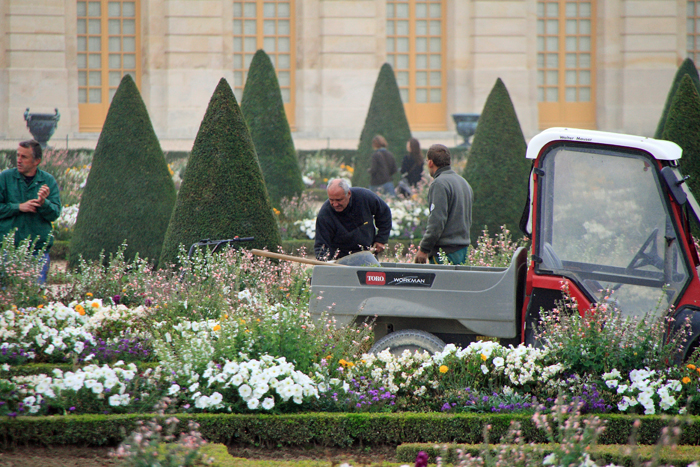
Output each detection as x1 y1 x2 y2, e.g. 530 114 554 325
86 293 93 297
224 314 229 319
683 376 691 384
347 166 354 173
75 304 85 316
480 354 487 361
213 324 221 331
37 304 44 309
688 364 697 371
91 302 99 308
323 178 328 182
239 319 246 325
439 365 448 374
273 208 280 215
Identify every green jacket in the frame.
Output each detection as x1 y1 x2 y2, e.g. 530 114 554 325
0 168 62 251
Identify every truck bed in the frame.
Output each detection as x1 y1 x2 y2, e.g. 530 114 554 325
309 247 528 339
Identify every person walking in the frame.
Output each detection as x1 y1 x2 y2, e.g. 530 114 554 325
414 144 472 265
368 135 397 197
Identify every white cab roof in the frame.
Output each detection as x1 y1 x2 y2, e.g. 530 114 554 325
526 127 683 161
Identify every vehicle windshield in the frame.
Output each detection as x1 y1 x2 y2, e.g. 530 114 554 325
536 144 690 317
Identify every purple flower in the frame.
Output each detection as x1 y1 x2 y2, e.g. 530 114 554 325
112 295 120 305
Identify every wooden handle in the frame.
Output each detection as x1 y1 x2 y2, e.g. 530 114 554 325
250 249 339 266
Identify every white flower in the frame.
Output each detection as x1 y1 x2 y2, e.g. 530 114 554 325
247 398 260 410
492 357 504 368
481 364 488 374
188 382 199 392
168 384 180 396
262 397 275 410
239 384 252 399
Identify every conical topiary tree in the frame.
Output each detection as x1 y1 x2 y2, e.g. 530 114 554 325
352 63 412 188
463 78 530 243
69 74 176 267
662 74 700 202
240 49 303 207
655 58 700 138
159 78 281 267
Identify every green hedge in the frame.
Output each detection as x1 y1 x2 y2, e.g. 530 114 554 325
397 442 700 467
2 412 700 449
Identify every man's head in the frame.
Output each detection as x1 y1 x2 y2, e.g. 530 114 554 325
17 140 42 177
426 144 451 176
372 135 387 150
327 178 352 212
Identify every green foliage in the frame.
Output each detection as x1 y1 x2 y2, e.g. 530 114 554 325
662 74 700 204
655 58 700 139
353 63 412 188
0 231 48 308
5 411 700 450
69 75 176 268
463 78 530 243
159 78 281 266
241 50 304 207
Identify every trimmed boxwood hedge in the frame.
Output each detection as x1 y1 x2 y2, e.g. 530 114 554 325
69 74 176 267
463 78 530 243
2 412 699 449
159 78 281 266
655 58 700 139
353 63 412 188
241 49 304 207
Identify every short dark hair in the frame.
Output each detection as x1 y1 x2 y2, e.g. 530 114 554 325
19 140 42 161
427 144 451 168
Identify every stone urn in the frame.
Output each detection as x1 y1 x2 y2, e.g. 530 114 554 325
24 108 60 149
452 113 480 148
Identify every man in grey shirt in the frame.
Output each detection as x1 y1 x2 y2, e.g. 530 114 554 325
414 144 473 265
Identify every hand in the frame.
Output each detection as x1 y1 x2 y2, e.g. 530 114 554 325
372 242 385 254
37 184 49 205
19 199 40 213
414 250 429 264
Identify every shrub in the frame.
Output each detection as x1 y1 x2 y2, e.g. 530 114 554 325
240 49 304 207
463 78 530 243
353 63 412 188
662 74 700 207
159 78 281 266
655 58 700 138
69 75 176 267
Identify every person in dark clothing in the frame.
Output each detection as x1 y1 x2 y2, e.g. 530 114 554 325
368 135 397 197
400 137 424 187
314 178 392 260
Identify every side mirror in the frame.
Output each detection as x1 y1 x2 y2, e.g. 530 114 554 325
661 166 688 205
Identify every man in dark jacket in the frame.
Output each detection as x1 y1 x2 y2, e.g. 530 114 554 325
0 140 62 283
314 178 392 260
415 144 472 265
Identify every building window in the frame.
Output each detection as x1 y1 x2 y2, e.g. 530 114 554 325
689 1 700 62
233 0 295 126
78 0 140 132
387 0 446 131
537 0 595 129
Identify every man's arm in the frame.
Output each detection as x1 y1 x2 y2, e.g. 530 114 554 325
314 212 335 260
419 183 449 255
36 178 62 222
0 174 21 220
371 196 392 244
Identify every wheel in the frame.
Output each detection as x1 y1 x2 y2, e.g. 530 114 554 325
369 329 446 356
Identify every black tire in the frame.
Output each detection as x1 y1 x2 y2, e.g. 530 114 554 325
369 329 446 356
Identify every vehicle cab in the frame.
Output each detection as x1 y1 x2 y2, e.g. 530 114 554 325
522 128 700 358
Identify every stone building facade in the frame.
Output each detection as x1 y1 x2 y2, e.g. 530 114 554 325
0 0 695 148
